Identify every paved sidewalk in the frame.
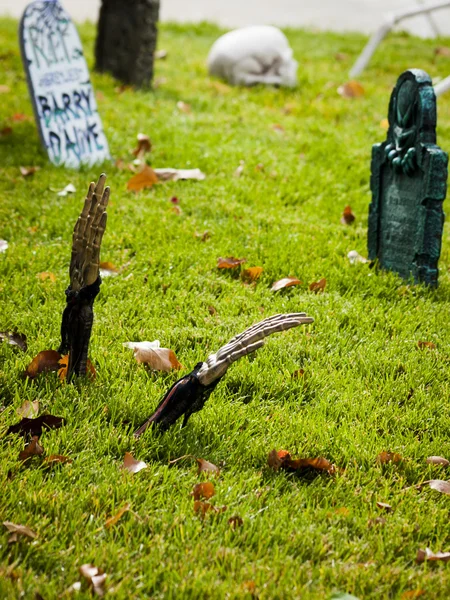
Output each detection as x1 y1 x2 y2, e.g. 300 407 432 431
2 0 450 37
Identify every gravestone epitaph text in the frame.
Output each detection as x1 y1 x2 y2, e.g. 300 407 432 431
368 69 448 286
20 0 110 168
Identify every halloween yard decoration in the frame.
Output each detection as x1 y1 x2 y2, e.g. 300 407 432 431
368 69 448 287
20 0 110 168
58 174 109 380
95 0 160 88
134 313 313 436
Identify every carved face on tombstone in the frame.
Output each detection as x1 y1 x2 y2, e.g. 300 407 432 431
385 79 419 175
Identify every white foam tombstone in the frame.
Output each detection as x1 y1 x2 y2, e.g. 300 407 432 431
20 0 110 168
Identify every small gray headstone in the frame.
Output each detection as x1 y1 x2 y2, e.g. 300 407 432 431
20 0 110 168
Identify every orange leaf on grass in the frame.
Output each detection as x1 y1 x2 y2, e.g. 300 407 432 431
25 350 62 379
417 341 436 350
105 503 131 528
401 591 426 600
217 256 246 269
37 271 56 282
241 266 263 283
19 436 43 462
337 80 365 98
57 355 96 381
271 277 302 291
377 451 403 464
193 501 226 516
340 205 355 225
196 458 220 476
43 455 72 467
192 482 215 500
127 165 158 191
122 452 148 474
309 278 327 293
228 515 243 529
268 449 337 474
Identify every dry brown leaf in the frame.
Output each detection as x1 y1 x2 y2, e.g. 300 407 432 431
105 503 131 528
122 452 148 474
99 261 119 277
177 101 191 113
292 368 305 379
0 331 27 351
417 341 436 350
401 591 426 599
193 501 226 516
154 168 206 181
228 515 243 529
335 52 349 61
268 449 337 474
3 521 37 542
155 49 168 59
132 133 152 160
57 355 95 382
309 278 327 293
241 267 263 283
208 305 217 316
127 165 158 192
376 501 392 512
37 271 56 283
79 564 107 596
19 166 40 177
428 479 450 495
16 400 39 418
340 205 355 225
19 436 44 462
271 277 302 291
195 230 211 242
271 123 285 134
217 256 246 269
43 455 72 467
192 482 215 500
416 548 450 563
426 456 449 467
337 80 365 98
377 451 403 464
25 350 62 378
7 414 65 438
196 458 220 476
435 46 450 56
124 341 183 371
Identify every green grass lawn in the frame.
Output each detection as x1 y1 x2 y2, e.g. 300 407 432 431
1 17 450 599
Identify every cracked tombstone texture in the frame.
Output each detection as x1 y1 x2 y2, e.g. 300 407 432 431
368 69 448 287
95 0 160 88
19 0 110 168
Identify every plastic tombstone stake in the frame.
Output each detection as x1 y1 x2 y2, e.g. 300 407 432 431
368 69 448 287
58 174 109 379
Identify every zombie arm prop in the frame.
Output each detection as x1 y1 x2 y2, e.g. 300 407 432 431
58 174 109 379
134 312 313 436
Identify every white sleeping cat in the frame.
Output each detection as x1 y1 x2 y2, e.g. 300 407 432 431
207 25 298 87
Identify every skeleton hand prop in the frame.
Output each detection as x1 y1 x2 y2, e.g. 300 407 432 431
134 312 313 436
58 174 109 379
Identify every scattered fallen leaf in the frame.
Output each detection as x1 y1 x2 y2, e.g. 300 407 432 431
217 256 246 269
195 230 211 241
196 458 220 476
0 331 27 351
234 161 245 177
340 205 355 225
335 52 349 61
7 414 65 438
271 277 302 291
132 133 152 160
0 84 10 93
3 521 37 543
377 451 403 464
309 278 327 293
243 581 256 595
57 355 95 382
292 368 305 379
401 591 426 599
177 101 191 113
271 123 285 134
37 271 56 283
99 261 119 278
16 400 39 418
337 80 365 98
193 501 226 516
368 517 386 527
55 183 76 197
24 350 62 378
43 455 72 467
426 456 449 467
19 436 44 462
228 515 243 529
428 479 450 495
153 168 206 181
376 501 393 512
0 239 9 252
208 305 217 316
124 340 183 371
241 266 263 283
19 166 40 177
122 452 148 474
435 46 450 56
12 113 32 122
380 118 389 130
155 49 168 59
416 548 450 563
192 482 215 500
127 164 159 191
268 449 337 474
0 126 13 136
417 341 436 350
79 564 107 596
348 250 369 265
105 503 131 528
334 507 350 517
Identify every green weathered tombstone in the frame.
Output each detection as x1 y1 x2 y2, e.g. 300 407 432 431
368 69 448 286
